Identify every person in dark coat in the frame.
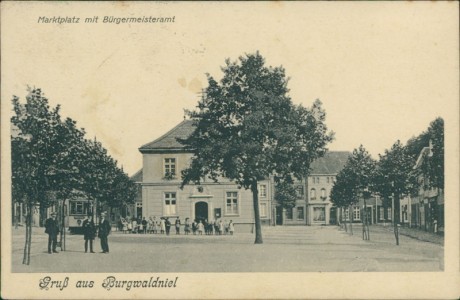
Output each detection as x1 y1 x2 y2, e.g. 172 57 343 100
82 215 96 253
175 217 181 235
98 213 111 253
45 212 60 254
165 217 171 235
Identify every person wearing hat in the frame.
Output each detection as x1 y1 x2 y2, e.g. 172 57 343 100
82 215 96 253
44 212 60 254
98 212 111 253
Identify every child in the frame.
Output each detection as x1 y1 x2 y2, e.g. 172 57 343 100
122 218 128 234
127 219 132 233
197 220 204 235
184 218 190 235
228 220 234 235
192 220 197 235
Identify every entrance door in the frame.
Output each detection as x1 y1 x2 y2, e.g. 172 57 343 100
329 207 337 225
276 206 283 225
195 202 208 222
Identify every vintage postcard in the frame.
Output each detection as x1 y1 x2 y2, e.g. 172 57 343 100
1 1 459 299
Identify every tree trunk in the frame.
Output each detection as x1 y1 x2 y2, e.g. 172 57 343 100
23 203 33 265
251 181 263 244
22 210 29 265
394 193 400 245
27 211 32 264
349 204 353 235
363 199 370 240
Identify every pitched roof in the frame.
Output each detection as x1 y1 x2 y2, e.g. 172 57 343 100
139 120 350 175
130 169 143 182
309 151 351 175
139 119 196 153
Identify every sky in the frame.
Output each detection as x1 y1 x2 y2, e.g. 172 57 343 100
2 1 458 176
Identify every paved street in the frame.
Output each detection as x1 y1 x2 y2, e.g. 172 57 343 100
11 225 443 272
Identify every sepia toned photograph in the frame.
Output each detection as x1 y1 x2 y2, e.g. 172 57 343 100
1 1 459 299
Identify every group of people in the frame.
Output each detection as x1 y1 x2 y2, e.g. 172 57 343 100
44 212 111 254
44 213 236 255
118 216 235 236
184 218 235 236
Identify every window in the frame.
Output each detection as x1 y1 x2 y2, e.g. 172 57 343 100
260 203 267 218
70 201 84 215
164 158 176 178
321 188 327 200
136 202 143 218
316 177 320 184
310 188 316 200
297 207 304 220
313 207 325 221
353 206 360 220
387 208 392 220
225 192 239 215
327 177 330 183
344 208 350 221
259 184 267 198
402 205 408 222
296 185 304 198
286 208 293 220
164 192 176 216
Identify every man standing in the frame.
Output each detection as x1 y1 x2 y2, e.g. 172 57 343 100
175 217 181 235
82 215 96 253
44 212 60 254
98 212 111 253
165 217 171 235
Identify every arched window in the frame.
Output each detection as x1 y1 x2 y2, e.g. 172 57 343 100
310 188 316 200
321 188 327 200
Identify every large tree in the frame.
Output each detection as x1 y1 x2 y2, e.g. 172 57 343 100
374 140 417 245
179 53 334 243
330 145 376 236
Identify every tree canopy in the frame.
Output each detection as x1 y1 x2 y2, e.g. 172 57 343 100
275 181 298 209
330 145 376 208
179 52 334 243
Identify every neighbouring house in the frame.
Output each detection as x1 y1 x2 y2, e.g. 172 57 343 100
130 168 143 219
305 151 350 225
410 142 444 233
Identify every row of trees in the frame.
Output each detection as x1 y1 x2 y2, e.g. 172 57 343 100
11 88 137 264
330 117 444 244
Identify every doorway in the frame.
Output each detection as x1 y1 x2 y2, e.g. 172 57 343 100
195 202 208 222
275 206 283 225
329 207 337 225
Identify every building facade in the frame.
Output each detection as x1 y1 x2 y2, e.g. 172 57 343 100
139 120 354 229
305 152 350 225
139 120 273 232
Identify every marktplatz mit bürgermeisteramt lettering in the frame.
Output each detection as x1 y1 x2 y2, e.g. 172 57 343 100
37 16 176 24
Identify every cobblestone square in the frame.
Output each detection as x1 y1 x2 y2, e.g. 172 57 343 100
12 225 443 273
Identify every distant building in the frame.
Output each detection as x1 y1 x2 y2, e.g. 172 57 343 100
130 169 143 219
305 151 350 225
409 142 444 233
275 152 351 226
